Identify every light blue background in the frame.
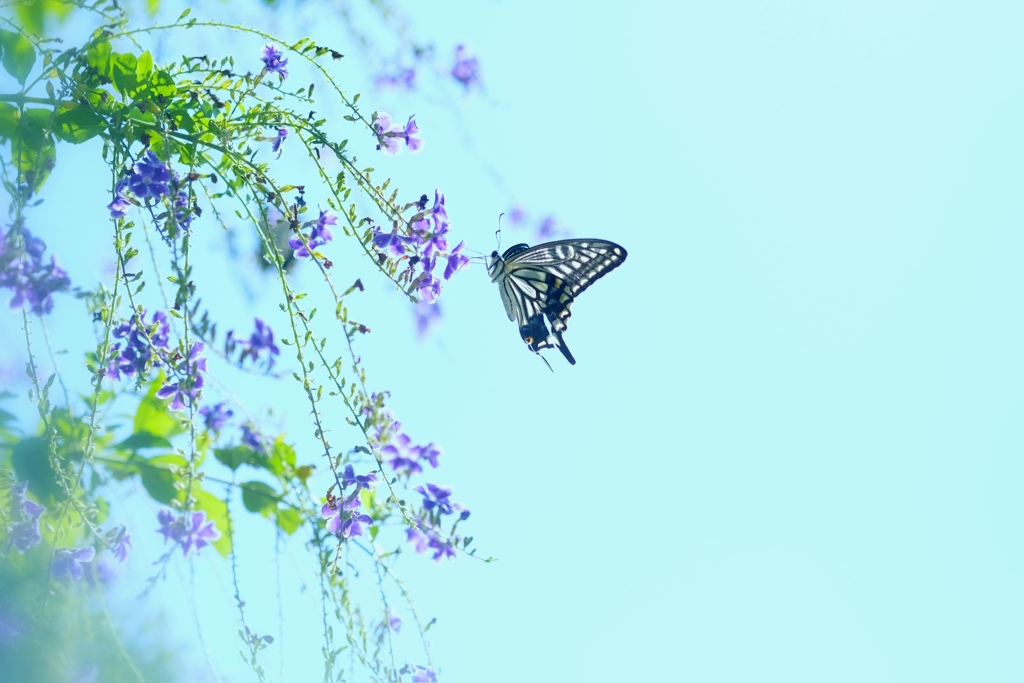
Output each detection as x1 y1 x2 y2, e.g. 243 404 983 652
5 1 1024 681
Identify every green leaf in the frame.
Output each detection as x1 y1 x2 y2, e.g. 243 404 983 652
10 437 60 504
0 103 17 141
241 481 279 514
115 431 173 452
267 439 295 476
0 29 37 85
134 375 186 439
85 39 112 74
93 496 110 524
214 446 256 473
53 104 106 144
8 108 57 192
139 454 187 505
275 507 302 535
194 489 231 557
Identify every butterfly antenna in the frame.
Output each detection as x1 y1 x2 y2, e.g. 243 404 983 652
536 351 554 373
495 212 505 251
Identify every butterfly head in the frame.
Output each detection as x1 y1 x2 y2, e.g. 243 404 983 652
486 250 502 280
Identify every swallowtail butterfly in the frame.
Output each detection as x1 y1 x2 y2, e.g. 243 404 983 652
487 239 627 366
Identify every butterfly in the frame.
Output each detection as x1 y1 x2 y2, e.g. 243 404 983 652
487 238 627 367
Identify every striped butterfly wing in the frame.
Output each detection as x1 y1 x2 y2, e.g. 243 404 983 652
489 239 627 365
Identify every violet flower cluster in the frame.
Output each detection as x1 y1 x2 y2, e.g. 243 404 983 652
0 225 71 316
414 301 442 339
321 464 379 540
156 509 220 557
289 208 336 259
364 397 442 477
405 482 470 563
107 309 170 380
362 395 471 562
227 318 281 372
375 67 417 91
373 112 423 156
370 190 469 304
506 205 562 241
155 341 207 411
451 44 481 89
272 127 288 157
51 546 96 582
402 664 438 682
107 151 196 236
240 423 265 453
7 480 45 554
199 401 234 431
260 44 289 81
107 525 132 564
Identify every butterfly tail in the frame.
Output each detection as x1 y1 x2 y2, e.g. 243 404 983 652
553 330 576 365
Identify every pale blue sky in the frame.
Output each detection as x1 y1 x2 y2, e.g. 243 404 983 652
5 1 1024 681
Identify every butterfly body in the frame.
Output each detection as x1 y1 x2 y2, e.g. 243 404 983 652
487 239 627 365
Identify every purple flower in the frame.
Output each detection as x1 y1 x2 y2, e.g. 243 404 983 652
107 309 169 380
260 44 288 80
508 205 526 225
8 480 45 553
417 443 442 468
181 511 219 556
156 509 177 544
451 44 481 89
0 226 72 316
156 509 220 557
425 531 457 562
375 67 417 90
429 190 448 233
415 484 454 516
52 546 96 581
342 512 373 538
234 318 280 371
380 432 442 475
405 525 458 562
12 480 44 519
443 241 468 280
107 179 132 218
289 209 336 259
421 224 448 260
382 442 422 475
110 526 131 564
388 610 402 632
127 151 171 201
373 112 401 155
371 226 415 257
372 112 423 155
538 216 558 239
414 302 442 339
321 499 374 539
417 275 440 303
320 501 344 536
241 424 265 453
341 464 378 490
272 127 288 157
169 184 195 233
156 342 206 410
312 210 336 244
199 402 233 431
411 666 438 683
10 518 41 553
403 116 423 154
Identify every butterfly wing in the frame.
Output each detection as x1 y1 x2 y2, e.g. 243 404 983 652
496 239 626 364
